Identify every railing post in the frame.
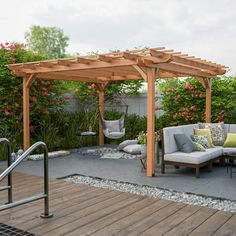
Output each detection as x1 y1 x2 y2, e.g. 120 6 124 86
40 145 53 218
7 142 12 203
0 138 12 203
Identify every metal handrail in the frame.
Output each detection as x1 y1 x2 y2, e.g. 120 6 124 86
0 138 12 203
0 140 53 218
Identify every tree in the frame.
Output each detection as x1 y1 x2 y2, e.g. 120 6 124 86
25 25 69 58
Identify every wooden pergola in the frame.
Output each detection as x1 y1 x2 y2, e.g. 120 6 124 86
7 47 227 176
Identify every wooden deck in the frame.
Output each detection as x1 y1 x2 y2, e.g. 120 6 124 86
0 172 235 236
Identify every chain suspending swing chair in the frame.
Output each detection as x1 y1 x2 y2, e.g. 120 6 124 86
98 97 128 139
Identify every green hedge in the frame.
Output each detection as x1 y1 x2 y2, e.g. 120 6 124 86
0 109 167 160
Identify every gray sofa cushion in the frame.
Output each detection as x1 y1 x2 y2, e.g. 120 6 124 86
163 124 234 156
163 124 198 154
224 124 236 136
174 133 195 153
228 124 236 133
164 146 223 164
223 147 236 155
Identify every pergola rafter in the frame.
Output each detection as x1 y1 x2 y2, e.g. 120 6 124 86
7 47 227 177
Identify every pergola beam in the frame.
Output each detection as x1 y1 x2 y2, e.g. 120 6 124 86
14 59 138 75
157 63 217 78
36 73 107 83
151 49 226 72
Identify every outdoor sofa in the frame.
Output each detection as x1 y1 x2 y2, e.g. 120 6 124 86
161 123 236 177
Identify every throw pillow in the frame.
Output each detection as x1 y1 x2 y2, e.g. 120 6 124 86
117 140 138 151
198 122 225 146
191 135 210 148
174 133 195 153
193 142 206 152
223 133 236 147
194 128 215 148
123 144 142 154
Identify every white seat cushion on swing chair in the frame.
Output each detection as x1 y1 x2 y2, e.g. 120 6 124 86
104 128 125 139
104 120 121 132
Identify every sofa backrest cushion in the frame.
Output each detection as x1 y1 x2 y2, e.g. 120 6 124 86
224 124 236 136
163 124 198 154
228 124 236 133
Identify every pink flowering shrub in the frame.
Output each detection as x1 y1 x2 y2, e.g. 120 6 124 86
158 77 236 125
0 42 66 149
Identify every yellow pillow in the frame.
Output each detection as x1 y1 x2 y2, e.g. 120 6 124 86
223 133 236 147
194 128 215 148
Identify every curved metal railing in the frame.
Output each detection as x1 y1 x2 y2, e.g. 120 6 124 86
0 140 53 218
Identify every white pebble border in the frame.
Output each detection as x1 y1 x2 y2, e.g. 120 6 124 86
28 150 70 161
65 175 236 213
77 147 140 159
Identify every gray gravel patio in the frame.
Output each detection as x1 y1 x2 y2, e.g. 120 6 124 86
1 146 236 201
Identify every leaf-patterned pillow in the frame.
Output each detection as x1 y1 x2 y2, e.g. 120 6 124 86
191 135 210 148
198 123 225 146
193 142 206 152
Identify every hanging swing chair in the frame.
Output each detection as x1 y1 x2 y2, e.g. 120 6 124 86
99 103 128 139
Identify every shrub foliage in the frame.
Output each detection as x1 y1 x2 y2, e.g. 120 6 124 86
0 42 65 151
158 77 236 125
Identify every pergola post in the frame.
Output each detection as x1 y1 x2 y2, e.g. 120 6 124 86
22 75 35 150
98 89 104 145
23 77 30 150
96 83 108 146
205 78 212 123
146 68 156 177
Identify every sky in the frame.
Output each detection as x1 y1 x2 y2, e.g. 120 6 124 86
1 0 235 75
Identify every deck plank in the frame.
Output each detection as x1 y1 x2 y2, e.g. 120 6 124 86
3 185 105 225
115 202 186 236
89 199 171 236
140 204 202 236
40 193 141 235
213 214 236 236
66 197 159 235
189 210 234 236
163 207 218 236
0 172 235 236
10 189 117 233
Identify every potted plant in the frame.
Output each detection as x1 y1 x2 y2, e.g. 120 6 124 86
137 131 147 157
137 131 161 160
